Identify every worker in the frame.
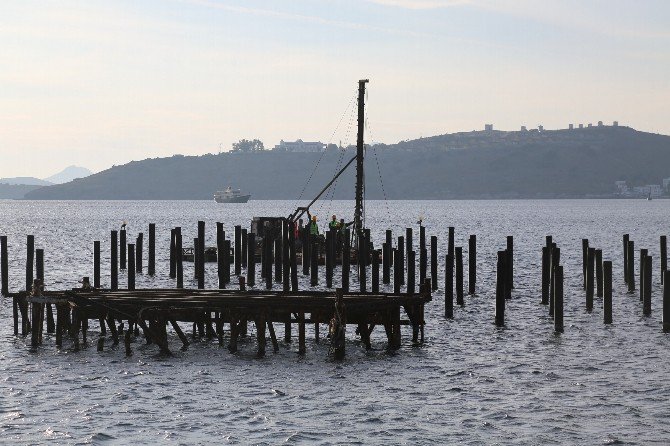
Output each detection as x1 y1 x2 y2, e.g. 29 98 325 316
309 215 319 236
329 215 339 231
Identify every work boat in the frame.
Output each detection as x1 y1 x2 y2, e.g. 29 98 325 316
214 187 251 203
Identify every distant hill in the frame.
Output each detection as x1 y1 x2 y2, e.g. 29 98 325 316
44 165 92 184
0 183 43 199
24 126 670 200
0 177 52 186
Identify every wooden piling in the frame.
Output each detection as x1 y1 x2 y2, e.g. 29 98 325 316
506 236 514 290
265 235 273 290
407 250 415 295
495 251 505 327
247 232 255 287
419 225 426 284
382 242 390 285
26 235 34 292
326 230 333 289
241 228 248 268
274 235 282 283
393 248 401 294
120 229 126 270
359 230 367 292
468 235 476 295
128 244 135 290
455 247 464 305
372 247 380 293
298 313 306 355
302 225 310 276
1 236 8 296
111 230 118 291
94 241 100 289
282 221 290 292
448 227 455 258
623 234 629 284
554 265 564 333
406 228 413 265
197 221 205 289
661 235 667 285
234 225 242 276
627 240 635 292
640 249 648 302
386 230 393 267
310 236 318 287
643 256 652 316
223 239 231 285
136 233 143 273
596 249 603 298
586 247 595 312
581 238 588 289
445 254 454 317
604 260 613 324
663 271 670 332
549 245 559 317
342 229 350 292
289 224 298 292
169 229 176 279
193 237 199 280
148 223 155 276
541 246 549 305
217 223 225 289
175 227 183 289
431 236 438 291
398 236 405 286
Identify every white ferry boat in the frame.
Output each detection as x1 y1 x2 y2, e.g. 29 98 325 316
214 186 251 203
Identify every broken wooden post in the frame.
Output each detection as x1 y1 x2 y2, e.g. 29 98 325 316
627 240 635 293
372 246 380 293
148 223 155 276
386 229 393 267
398 235 405 286
393 248 401 294
234 225 242 276
26 235 34 292
448 226 455 258
275 235 282 283
326 230 333 289
604 260 613 324
241 228 248 268
595 249 603 298
217 223 225 289
247 232 255 287
94 241 100 289
298 313 306 355
506 236 514 290
586 247 595 312
541 246 549 305
582 238 589 289
175 227 183 289
331 288 346 359
407 250 415 295
289 224 298 292
382 242 390 285
282 221 290 292
127 244 135 290
419 225 426 284
302 224 310 276
661 235 667 285
169 229 176 279
136 233 143 273
623 234 629 284
640 249 648 302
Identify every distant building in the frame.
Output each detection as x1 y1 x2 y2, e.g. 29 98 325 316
485 124 493 131
615 181 628 195
579 124 584 129
613 121 619 127
663 177 670 191
273 139 325 153
598 121 604 127
538 125 544 132
520 126 527 131
648 184 663 197
569 124 574 130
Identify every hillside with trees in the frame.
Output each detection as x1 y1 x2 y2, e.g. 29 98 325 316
24 126 670 200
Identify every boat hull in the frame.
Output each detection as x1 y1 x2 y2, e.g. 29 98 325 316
214 194 251 203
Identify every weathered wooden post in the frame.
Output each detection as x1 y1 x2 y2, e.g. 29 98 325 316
359 230 367 292
506 236 514 290
445 254 454 317
595 249 603 298
581 238 588 289
326 230 333 289
554 265 564 333
431 236 438 291
342 229 350 292
26 235 34 292
393 248 401 294
224 239 231 285
541 246 549 305
193 237 199 280
128 244 135 290
136 233 143 273
241 228 248 268
118 230 127 273
217 223 225 289
407 250 415 295
406 228 413 265
661 235 667 285
549 245 560 317
111 230 118 291
468 234 476 295
94 240 101 289
419 225 426 284
1 236 8 296
455 247 464 305
234 225 242 276
197 221 205 289
586 247 595 312
643 256 652 316
302 225 310 276
169 229 176 279
495 251 506 327
386 230 393 266
247 232 255 287
623 234 629 284
663 270 670 332
627 240 635 292
640 249 648 302
382 242 390 285
332 288 346 359
282 221 290 292
175 227 183 289
398 235 405 286
448 227 455 258
148 223 155 276
289 221 298 291
604 260 613 324
372 247 380 293
265 235 272 290
274 234 282 283
310 236 318 287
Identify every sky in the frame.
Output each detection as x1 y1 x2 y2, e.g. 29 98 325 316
1 0 669 178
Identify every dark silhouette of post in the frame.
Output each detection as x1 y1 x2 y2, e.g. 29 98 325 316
581 239 589 289
26 235 34 292
495 251 506 327
603 261 613 324
197 221 205 289
127 244 135 290
661 235 667 285
120 229 126 270
419 225 426 284
445 254 454 317
623 234 629 284
111 230 118 290
247 232 255 287
468 235 476 295
148 223 155 276
176 227 183 289
382 242 390 285
342 229 350 292
1 236 8 295
398 236 405 286
640 249 648 302
554 265 564 333
234 225 242 276
169 229 176 279
643 256 652 316
94 241 100 288
586 247 595 312
627 240 635 293
506 236 514 290
455 247 463 305
407 250 415 295
663 271 670 332
448 227 454 258
595 249 603 298
431 236 438 291
541 246 549 305
217 223 225 289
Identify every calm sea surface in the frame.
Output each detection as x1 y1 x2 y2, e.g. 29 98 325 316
1 199 669 445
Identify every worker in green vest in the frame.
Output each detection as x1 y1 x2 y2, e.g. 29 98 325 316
309 215 319 236
329 214 340 231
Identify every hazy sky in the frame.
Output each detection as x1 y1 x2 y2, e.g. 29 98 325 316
2 0 669 178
